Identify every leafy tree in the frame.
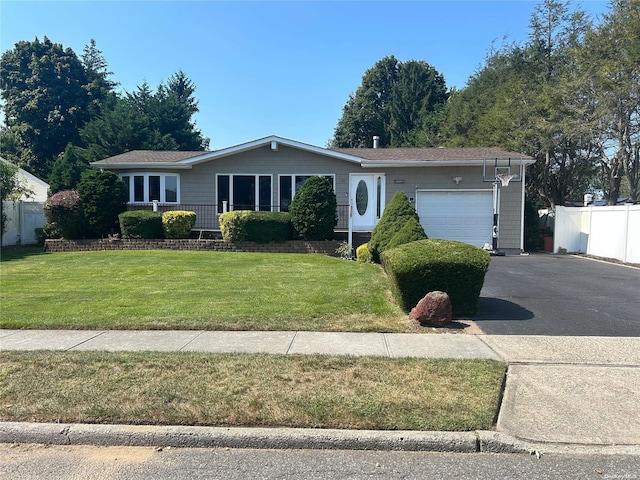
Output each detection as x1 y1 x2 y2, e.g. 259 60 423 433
1 160 32 236
289 176 337 240
0 37 91 178
576 0 640 203
330 56 448 148
48 144 90 194
77 169 127 237
441 0 598 208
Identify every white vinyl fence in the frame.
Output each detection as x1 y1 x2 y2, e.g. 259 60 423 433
554 205 640 264
1 201 46 246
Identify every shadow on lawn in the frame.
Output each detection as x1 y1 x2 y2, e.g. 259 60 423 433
0 245 47 263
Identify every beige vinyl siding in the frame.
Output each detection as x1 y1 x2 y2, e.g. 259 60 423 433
180 144 360 206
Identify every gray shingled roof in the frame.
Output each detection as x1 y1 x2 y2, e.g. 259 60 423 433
332 147 529 162
92 150 208 165
92 146 531 166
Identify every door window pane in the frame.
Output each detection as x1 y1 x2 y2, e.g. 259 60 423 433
259 176 271 211
218 175 229 213
165 176 177 203
134 176 144 202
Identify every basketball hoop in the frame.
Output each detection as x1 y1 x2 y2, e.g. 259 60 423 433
496 173 515 187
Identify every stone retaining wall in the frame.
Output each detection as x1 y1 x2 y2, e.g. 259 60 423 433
44 238 343 256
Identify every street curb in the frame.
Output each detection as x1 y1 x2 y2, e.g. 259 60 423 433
0 422 531 453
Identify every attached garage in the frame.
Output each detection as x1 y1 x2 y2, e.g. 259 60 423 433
416 190 494 247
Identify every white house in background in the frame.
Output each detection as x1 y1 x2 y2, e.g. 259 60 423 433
92 135 535 252
1 158 49 246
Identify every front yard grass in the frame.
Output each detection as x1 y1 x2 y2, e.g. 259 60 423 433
0 351 506 431
0 249 407 332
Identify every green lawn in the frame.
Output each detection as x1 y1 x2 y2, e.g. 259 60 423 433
0 249 408 331
0 351 506 431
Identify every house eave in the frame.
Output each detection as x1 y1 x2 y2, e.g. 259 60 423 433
360 157 536 168
90 163 193 170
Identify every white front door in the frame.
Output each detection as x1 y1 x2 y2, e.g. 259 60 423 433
350 174 385 231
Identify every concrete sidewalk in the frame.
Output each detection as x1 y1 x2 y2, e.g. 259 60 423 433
2 329 640 453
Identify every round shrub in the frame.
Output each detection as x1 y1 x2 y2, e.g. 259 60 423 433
162 210 196 238
356 243 373 264
381 239 490 316
369 192 423 263
43 190 85 239
77 169 128 237
119 210 164 239
289 176 337 240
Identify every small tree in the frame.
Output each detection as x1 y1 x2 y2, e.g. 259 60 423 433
77 169 127 237
289 176 337 240
369 191 423 262
1 160 32 236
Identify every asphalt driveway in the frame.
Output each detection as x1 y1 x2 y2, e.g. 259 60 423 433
472 254 640 336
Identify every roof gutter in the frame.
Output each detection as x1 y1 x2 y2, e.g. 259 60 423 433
89 163 193 170
360 158 536 168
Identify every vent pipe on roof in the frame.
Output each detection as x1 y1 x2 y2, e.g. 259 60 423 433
373 136 380 149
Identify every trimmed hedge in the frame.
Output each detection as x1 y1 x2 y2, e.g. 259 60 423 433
219 211 292 243
119 211 164 239
381 239 490 316
356 243 373 264
162 210 196 238
43 190 85 239
369 192 423 263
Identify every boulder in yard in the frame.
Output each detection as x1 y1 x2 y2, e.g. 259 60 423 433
409 291 452 328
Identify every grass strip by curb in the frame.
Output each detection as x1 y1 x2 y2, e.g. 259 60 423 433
0 352 505 431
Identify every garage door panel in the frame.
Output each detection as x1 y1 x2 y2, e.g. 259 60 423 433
417 191 493 247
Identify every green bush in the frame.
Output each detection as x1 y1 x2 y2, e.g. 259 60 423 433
43 190 85 239
356 243 373 264
119 210 164 239
219 211 292 243
162 210 196 238
289 176 337 240
369 192 423 263
381 239 490 316
386 216 428 250
77 170 128 237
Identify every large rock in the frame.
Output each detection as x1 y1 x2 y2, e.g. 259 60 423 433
409 291 452 327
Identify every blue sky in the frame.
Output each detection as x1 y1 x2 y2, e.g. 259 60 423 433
1 1 609 150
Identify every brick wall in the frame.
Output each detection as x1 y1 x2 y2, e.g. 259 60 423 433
44 239 343 256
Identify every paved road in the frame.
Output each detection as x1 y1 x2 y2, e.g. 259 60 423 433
473 254 640 336
2 444 639 480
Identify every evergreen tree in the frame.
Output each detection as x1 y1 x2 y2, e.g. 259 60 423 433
48 144 90 194
330 56 447 148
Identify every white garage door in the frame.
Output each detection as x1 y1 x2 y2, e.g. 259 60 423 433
416 191 493 247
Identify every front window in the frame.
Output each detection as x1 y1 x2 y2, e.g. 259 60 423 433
278 174 334 212
216 174 273 212
121 173 180 203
